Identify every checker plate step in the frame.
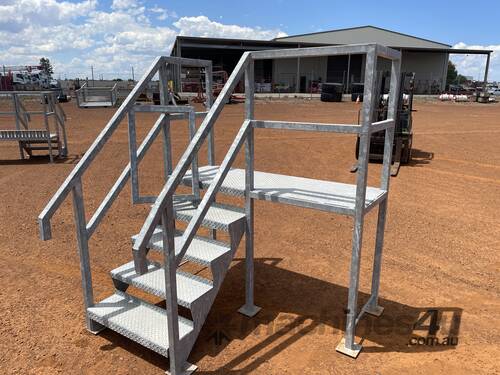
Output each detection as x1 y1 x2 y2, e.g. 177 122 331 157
132 229 232 266
87 290 193 358
110 260 213 308
174 200 245 231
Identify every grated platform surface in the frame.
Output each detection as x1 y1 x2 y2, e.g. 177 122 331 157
174 200 245 231
87 290 193 357
183 166 387 215
110 261 213 307
79 101 113 107
0 130 58 141
132 229 231 266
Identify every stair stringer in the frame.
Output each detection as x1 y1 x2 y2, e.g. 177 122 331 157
177 220 245 364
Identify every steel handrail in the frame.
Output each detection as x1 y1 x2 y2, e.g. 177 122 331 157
176 120 250 264
132 52 251 256
38 56 165 240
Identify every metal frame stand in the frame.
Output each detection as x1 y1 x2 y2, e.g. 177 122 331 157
0 91 68 162
39 44 401 374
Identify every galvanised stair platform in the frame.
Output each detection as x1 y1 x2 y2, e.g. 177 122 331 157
75 83 118 108
0 91 68 162
39 44 402 374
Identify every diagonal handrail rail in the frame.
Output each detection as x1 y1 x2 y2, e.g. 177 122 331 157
38 56 165 240
131 52 251 258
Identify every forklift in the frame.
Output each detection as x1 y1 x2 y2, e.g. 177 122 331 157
351 72 415 176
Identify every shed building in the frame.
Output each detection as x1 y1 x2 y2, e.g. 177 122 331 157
170 25 489 94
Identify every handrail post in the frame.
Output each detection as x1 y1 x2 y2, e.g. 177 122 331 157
161 199 181 375
72 178 102 333
75 87 80 107
49 93 63 156
381 57 402 191
204 63 216 238
366 51 402 317
55 98 69 157
239 58 261 317
205 64 214 165
188 108 200 200
127 107 139 202
12 93 24 159
343 46 378 352
42 93 54 163
159 59 173 181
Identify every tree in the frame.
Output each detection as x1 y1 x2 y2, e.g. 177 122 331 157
446 61 458 86
39 57 53 78
446 60 469 87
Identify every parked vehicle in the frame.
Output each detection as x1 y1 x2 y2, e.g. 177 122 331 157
30 72 50 88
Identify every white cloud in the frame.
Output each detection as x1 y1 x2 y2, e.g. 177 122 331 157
150 6 177 21
0 0 97 31
0 3 286 79
451 42 500 81
111 0 140 10
173 15 287 39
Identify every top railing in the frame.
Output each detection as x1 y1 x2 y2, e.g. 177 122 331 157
38 56 213 241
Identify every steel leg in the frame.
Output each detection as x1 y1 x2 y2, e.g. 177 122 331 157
238 197 261 317
18 142 25 159
365 198 388 316
239 60 260 318
336 211 364 358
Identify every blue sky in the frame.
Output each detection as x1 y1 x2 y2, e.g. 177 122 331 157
162 0 499 46
0 0 498 80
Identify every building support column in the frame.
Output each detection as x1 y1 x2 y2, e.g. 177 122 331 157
346 54 351 93
175 41 182 92
483 52 491 93
296 57 301 93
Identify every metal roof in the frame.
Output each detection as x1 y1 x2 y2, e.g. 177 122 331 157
172 35 492 56
274 25 451 49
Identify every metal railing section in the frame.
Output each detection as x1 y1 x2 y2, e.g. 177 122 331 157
131 52 252 269
38 56 213 241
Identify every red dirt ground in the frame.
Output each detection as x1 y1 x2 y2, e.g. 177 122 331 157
0 98 499 374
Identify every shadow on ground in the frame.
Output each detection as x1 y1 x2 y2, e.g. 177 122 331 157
0 153 82 165
408 148 434 168
95 257 461 373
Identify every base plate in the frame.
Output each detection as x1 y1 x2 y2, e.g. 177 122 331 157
166 362 197 375
238 304 262 318
364 305 384 317
336 337 362 358
87 319 105 335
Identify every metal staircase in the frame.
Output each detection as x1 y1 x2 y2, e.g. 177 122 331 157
39 44 402 374
0 91 68 162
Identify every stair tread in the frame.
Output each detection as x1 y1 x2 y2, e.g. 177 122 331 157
183 166 387 215
87 290 193 358
132 229 231 266
111 261 213 307
174 200 245 231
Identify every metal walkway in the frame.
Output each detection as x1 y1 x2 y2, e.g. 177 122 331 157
75 83 118 108
39 44 402 374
